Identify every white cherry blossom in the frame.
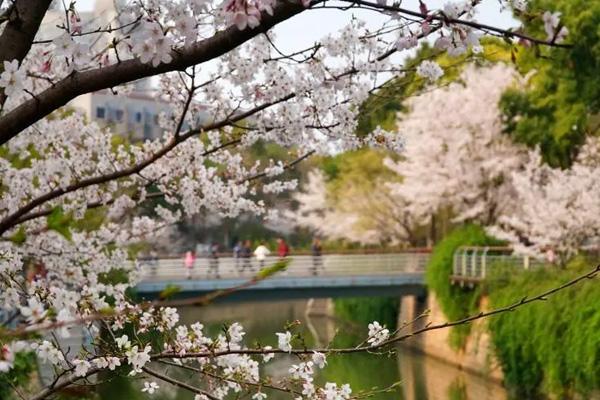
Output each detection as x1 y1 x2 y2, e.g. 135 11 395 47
142 381 160 394
19 297 46 324
0 344 15 372
73 359 91 377
416 60 444 82
0 60 26 97
367 321 390 346
312 351 327 368
276 331 293 352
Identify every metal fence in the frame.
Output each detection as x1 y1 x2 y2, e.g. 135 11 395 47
138 253 431 282
452 246 545 282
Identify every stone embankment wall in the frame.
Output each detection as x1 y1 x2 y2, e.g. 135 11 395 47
398 293 504 382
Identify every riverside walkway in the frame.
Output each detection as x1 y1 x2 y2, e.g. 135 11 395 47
135 252 430 300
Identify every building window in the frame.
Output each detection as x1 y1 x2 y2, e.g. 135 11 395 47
96 107 105 119
135 112 142 123
144 123 153 139
153 114 159 125
115 109 124 122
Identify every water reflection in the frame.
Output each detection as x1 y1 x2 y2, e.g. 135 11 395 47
398 347 506 400
99 298 507 400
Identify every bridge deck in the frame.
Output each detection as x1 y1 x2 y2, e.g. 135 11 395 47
135 253 429 300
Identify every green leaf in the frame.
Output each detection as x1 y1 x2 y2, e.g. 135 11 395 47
256 259 290 280
159 284 182 300
9 227 27 245
46 206 72 241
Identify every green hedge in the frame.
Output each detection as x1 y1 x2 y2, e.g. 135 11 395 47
487 257 600 398
423 224 600 397
425 224 502 349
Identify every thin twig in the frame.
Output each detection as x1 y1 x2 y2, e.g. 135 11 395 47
142 366 218 400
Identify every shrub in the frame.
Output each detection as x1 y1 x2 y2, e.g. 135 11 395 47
487 257 600 397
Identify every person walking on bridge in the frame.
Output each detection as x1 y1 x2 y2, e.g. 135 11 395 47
277 237 289 259
311 238 323 275
241 240 253 273
233 241 242 271
184 250 196 279
254 241 271 269
208 242 220 278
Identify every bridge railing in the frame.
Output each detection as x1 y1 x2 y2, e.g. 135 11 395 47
451 246 545 285
138 253 430 282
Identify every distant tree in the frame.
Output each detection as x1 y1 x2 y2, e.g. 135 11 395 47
385 64 529 226
500 0 600 167
489 136 600 262
290 153 431 246
287 169 372 243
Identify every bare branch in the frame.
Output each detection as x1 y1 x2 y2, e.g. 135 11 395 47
28 366 100 400
142 366 219 400
337 0 572 49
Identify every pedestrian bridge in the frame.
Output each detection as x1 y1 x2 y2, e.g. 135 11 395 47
135 253 430 301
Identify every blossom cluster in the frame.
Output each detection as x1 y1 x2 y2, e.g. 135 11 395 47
1 308 365 399
367 321 390 346
489 136 600 262
385 64 527 226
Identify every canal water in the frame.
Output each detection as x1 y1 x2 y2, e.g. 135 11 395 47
99 298 507 400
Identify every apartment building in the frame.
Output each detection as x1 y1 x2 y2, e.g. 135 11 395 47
41 0 172 141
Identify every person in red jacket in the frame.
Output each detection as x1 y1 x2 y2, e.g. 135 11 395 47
277 237 289 258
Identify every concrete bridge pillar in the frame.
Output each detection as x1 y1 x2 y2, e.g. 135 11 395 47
305 298 334 317
397 293 428 342
305 298 336 347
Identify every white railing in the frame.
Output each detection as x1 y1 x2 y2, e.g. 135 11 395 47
138 253 430 282
452 246 545 281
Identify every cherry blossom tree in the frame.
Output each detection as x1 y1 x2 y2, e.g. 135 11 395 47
489 136 600 263
385 63 529 227
0 0 577 398
289 159 421 246
287 168 381 244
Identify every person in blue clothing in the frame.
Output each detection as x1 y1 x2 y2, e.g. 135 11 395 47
233 241 242 271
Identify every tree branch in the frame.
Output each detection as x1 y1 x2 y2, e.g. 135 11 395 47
0 0 53 106
142 366 219 400
28 367 100 400
159 360 300 396
339 0 572 49
239 150 316 184
0 90 296 236
21 264 600 399
0 0 308 144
